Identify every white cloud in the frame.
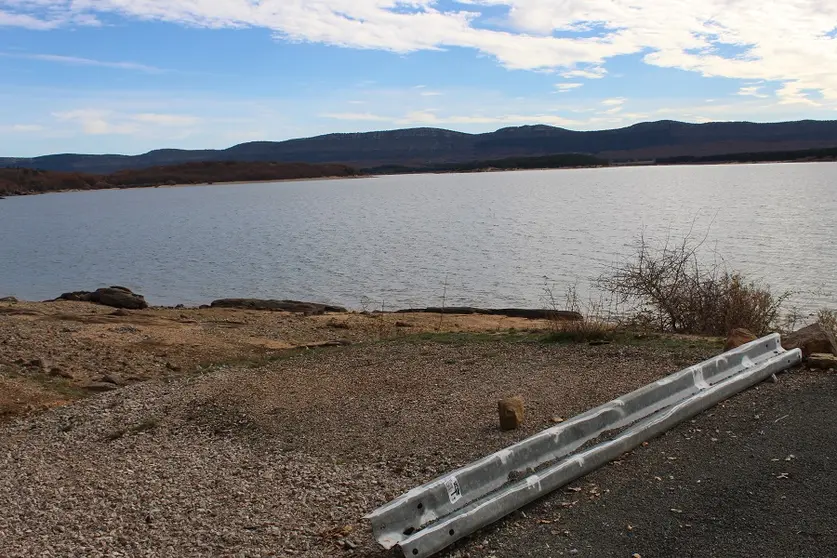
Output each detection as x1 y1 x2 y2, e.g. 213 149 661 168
0 123 45 134
131 113 201 125
321 108 581 127
556 82 583 92
320 112 392 122
0 1 835 105
53 109 200 135
737 85 768 98
11 124 44 132
0 52 164 72
776 82 821 106
561 66 607 79
0 4 98 28
602 98 625 106
0 9 59 29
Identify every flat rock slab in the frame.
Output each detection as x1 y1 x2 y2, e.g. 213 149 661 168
808 353 837 370
210 299 347 314
56 287 148 310
395 307 583 321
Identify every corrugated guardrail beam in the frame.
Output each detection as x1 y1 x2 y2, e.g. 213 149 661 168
366 334 802 558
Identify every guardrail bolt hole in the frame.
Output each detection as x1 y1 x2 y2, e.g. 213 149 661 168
417 503 423 510
412 549 419 555
449 529 455 536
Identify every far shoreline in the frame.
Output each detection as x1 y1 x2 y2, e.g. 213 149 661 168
2 157 836 199
1 174 368 198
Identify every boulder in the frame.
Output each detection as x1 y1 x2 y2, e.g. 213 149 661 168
91 287 148 310
57 287 148 309
807 353 837 370
210 299 347 314
0 296 17 303
498 396 525 431
783 323 837 358
724 328 758 351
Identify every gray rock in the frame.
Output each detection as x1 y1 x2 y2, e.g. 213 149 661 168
0 296 18 303
99 374 124 386
55 291 94 302
92 287 148 310
56 287 148 310
82 382 119 393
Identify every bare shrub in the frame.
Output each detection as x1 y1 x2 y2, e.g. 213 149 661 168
597 230 791 336
542 283 616 343
818 308 837 337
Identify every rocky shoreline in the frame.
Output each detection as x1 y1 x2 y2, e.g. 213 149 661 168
0 293 563 422
7 285 585 321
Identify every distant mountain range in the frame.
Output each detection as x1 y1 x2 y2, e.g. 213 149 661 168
3 120 837 174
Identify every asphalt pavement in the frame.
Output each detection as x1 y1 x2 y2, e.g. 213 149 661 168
443 367 837 558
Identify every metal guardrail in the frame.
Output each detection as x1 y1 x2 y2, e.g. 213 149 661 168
366 334 802 558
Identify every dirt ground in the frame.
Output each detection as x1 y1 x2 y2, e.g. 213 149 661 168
0 299 549 421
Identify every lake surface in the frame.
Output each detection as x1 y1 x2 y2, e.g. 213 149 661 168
1 163 835 314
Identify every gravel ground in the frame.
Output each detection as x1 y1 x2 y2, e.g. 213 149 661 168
0 337 718 557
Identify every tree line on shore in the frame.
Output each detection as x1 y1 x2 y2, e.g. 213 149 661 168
3 144 837 197
0 161 361 196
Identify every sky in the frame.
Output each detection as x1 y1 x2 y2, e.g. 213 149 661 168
1 0 836 157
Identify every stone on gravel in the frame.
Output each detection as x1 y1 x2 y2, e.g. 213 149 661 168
82 381 119 393
30 357 50 370
499 396 525 431
807 353 837 370
99 374 124 386
783 323 837 358
724 328 758 351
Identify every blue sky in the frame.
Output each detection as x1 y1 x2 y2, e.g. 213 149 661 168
1 0 836 157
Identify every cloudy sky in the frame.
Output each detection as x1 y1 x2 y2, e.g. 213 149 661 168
1 0 836 156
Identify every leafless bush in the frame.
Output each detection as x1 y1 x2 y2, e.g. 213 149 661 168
818 308 837 337
597 230 791 336
542 283 616 343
